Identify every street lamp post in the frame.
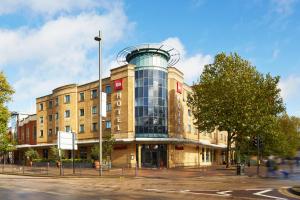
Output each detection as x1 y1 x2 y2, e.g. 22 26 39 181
94 31 103 176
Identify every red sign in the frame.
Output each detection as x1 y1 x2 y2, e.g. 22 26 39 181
177 82 182 94
114 79 123 91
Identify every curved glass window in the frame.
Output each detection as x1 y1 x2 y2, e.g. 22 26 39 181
134 69 168 138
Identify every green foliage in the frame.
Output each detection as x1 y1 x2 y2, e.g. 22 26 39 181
0 133 16 153
91 134 115 160
0 71 14 153
188 53 285 164
271 115 300 157
25 148 39 160
49 146 66 160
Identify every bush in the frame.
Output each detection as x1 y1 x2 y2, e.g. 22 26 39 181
25 148 39 161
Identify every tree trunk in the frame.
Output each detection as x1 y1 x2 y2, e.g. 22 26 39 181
226 135 231 168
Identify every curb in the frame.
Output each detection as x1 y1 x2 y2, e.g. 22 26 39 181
0 172 133 179
288 186 300 196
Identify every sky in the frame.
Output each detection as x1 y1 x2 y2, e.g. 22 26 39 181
0 0 299 116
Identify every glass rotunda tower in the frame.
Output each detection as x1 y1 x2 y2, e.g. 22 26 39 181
118 44 180 139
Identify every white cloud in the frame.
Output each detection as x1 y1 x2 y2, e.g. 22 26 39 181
272 48 280 60
279 75 300 116
279 75 300 101
162 37 212 84
271 0 297 16
0 0 115 16
0 2 134 113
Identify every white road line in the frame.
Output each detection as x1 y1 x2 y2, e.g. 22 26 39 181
217 190 232 196
253 189 287 200
144 188 231 197
246 188 273 191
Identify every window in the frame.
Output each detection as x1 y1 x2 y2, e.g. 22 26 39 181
40 130 44 137
55 97 59 106
48 129 52 136
188 124 192 133
188 109 192 117
64 95 70 103
43 149 48 159
65 126 70 132
202 148 205 162
79 147 87 159
65 110 70 118
48 101 53 109
79 109 84 116
55 127 59 135
79 124 84 133
206 149 210 162
39 103 43 111
40 116 43 124
105 85 111 94
106 121 111 129
92 122 97 131
33 126 37 140
79 92 84 101
106 103 112 112
49 115 53 121
26 128 29 143
92 106 97 115
91 89 97 99
55 112 59 120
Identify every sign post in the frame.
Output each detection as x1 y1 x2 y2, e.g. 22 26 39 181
58 131 77 176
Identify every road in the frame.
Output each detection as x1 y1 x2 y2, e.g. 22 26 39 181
0 174 299 200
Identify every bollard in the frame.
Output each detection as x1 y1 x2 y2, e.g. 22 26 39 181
135 163 138 177
47 162 49 176
79 163 82 176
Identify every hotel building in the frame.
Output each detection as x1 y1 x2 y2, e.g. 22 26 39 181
17 44 227 168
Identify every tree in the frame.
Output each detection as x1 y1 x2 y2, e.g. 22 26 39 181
0 71 14 166
188 53 285 167
25 148 39 161
91 134 115 161
50 146 65 160
273 115 300 158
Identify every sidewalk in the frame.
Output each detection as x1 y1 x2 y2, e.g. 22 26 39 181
1 164 299 179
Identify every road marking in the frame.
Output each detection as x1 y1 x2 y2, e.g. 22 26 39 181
216 190 232 196
253 189 287 200
144 188 231 197
279 187 300 200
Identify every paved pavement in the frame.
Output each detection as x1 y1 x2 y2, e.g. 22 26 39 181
0 170 299 200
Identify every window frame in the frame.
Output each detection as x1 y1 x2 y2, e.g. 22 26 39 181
65 110 70 118
91 89 98 99
64 94 71 104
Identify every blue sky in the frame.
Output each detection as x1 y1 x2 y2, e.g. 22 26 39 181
0 0 299 116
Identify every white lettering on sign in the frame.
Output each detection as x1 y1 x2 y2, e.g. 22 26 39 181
116 101 121 107
115 91 122 132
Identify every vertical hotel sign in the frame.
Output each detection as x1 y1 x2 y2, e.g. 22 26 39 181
176 82 182 134
114 79 123 131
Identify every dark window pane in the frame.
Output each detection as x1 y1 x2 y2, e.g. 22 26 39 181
143 107 148 116
144 98 148 106
154 126 158 133
138 70 143 78
144 70 148 77
144 78 148 86
143 87 148 97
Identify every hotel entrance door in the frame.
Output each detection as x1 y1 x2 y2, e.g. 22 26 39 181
141 144 167 168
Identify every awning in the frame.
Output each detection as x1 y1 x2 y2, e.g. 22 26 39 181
16 138 227 149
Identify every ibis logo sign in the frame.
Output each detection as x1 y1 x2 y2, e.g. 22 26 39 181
114 79 123 91
177 82 182 94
